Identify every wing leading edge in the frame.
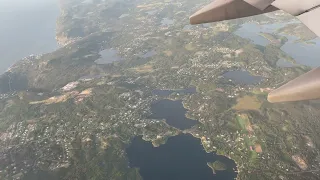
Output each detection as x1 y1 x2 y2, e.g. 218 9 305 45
190 0 320 103
189 0 278 25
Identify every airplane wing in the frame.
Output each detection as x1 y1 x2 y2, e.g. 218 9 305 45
190 0 320 103
189 0 278 25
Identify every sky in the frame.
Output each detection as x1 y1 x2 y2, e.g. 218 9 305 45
0 0 57 11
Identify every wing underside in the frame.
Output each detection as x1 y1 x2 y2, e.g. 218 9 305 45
190 0 320 103
190 0 320 37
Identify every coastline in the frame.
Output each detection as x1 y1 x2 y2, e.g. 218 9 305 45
55 0 69 46
1 0 61 76
188 131 240 180
55 0 77 46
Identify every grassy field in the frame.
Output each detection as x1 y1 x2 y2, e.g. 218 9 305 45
233 95 262 111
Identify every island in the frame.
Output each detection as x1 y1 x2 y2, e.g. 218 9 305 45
208 161 227 174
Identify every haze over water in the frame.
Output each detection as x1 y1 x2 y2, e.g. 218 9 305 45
0 0 59 74
235 22 320 67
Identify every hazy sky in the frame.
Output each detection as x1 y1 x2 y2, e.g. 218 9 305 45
0 0 57 11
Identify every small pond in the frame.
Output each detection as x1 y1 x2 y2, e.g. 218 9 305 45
94 48 122 64
223 70 263 85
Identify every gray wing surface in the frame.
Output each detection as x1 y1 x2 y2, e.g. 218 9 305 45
190 0 320 36
189 0 278 25
190 0 320 103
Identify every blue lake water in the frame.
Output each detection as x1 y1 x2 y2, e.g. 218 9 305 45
126 134 237 180
0 0 59 74
223 70 263 85
281 36 320 67
235 22 320 67
234 22 291 46
150 99 197 130
94 48 122 64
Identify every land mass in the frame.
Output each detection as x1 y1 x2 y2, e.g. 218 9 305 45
207 160 227 174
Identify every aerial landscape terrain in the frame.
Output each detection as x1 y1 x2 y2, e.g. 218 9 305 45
1 0 320 179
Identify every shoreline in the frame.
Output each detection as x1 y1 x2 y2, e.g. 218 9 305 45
188 131 240 180
55 0 76 46
1 0 61 76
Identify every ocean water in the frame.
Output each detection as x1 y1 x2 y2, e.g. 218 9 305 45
0 0 59 74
